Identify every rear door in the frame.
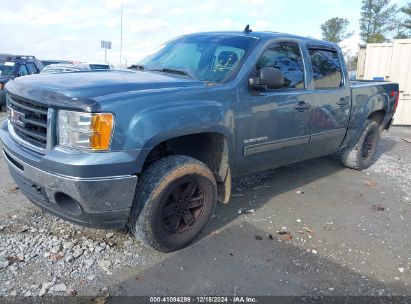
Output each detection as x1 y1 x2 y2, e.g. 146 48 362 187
302 46 351 159
234 40 313 175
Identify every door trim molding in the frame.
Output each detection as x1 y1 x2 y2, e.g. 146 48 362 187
310 128 346 142
244 135 310 156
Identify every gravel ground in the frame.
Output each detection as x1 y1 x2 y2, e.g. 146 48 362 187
0 110 410 298
0 209 146 297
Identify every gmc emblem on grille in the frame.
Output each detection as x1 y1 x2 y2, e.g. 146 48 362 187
8 108 26 127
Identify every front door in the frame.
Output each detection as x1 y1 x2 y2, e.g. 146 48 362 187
234 41 312 176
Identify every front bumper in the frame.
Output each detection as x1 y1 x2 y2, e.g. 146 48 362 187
3 147 137 228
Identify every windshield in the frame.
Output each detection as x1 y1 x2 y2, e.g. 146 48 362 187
139 35 258 83
0 61 15 76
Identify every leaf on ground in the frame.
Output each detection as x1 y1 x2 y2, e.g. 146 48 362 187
49 254 64 261
93 294 109 304
6 256 24 263
365 181 377 187
303 226 315 235
371 204 385 211
9 186 19 193
255 235 263 240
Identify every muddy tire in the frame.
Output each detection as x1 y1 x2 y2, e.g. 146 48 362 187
129 155 217 252
340 120 380 170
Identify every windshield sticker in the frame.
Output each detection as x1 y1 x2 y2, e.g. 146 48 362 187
5 62 15 66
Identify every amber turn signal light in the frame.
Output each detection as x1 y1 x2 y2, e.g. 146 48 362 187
90 114 114 150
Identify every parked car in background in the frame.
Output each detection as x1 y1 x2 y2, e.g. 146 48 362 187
41 63 91 74
127 64 144 71
41 60 72 68
0 54 43 111
88 63 113 70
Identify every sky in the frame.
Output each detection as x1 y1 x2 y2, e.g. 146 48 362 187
0 0 408 66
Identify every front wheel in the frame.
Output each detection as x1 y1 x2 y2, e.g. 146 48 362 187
129 155 217 252
340 120 380 170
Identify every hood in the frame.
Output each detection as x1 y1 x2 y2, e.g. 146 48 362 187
5 70 205 111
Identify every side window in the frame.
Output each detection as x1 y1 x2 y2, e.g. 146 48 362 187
27 63 38 74
309 49 342 89
256 42 305 89
18 64 29 76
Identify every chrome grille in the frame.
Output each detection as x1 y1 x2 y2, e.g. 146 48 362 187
7 95 48 150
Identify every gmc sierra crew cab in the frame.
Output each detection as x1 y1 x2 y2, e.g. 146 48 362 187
0 29 400 252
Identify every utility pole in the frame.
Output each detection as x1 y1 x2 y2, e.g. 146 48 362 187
120 2 123 67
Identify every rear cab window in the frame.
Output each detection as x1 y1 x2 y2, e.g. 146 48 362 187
256 41 305 90
26 62 38 74
309 48 343 89
18 64 29 76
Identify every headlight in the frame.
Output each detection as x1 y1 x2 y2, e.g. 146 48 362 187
58 110 114 151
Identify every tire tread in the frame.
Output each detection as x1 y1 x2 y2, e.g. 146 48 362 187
129 155 216 252
340 120 380 170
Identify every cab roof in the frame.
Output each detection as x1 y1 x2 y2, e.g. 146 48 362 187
180 31 339 49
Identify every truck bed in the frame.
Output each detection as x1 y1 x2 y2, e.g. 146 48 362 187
350 80 390 87
341 80 399 150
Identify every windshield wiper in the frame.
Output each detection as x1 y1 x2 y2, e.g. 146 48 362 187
148 68 195 79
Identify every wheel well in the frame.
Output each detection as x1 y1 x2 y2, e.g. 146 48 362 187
143 133 230 183
368 109 385 126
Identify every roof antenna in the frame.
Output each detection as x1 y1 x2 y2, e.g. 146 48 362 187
243 24 252 33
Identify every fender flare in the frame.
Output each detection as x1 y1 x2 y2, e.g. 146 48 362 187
127 101 236 173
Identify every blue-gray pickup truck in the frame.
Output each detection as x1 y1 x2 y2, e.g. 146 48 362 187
0 30 400 252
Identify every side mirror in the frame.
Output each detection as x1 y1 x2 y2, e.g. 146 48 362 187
249 67 284 90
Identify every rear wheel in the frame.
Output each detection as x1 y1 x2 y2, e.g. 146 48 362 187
129 155 217 252
341 120 380 170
